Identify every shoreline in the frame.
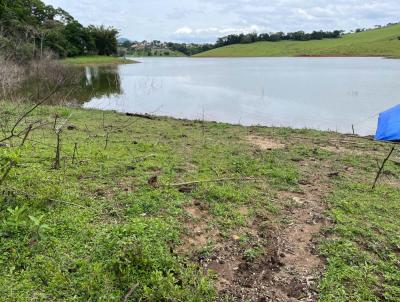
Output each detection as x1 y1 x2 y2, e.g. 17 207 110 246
192 54 399 59
61 55 138 66
84 106 379 140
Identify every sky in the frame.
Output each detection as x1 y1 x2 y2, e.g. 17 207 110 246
42 0 400 43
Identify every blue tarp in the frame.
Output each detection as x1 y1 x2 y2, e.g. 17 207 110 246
375 104 400 141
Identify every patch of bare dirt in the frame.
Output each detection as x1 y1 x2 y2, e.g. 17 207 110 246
177 201 219 254
176 159 332 301
379 170 400 188
116 177 137 193
268 186 328 302
247 135 285 150
321 145 365 156
206 250 242 291
207 184 328 301
212 163 330 301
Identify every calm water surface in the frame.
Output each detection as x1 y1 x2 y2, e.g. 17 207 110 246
82 57 400 135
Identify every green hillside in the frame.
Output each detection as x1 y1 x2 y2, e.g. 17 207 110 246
195 24 400 58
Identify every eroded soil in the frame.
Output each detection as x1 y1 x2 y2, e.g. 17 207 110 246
176 134 339 301
246 135 285 151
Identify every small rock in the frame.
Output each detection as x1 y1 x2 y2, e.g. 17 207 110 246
232 235 240 241
292 196 303 204
298 179 311 185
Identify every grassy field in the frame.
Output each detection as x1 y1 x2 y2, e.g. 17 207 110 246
61 55 137 66
0 103 399 301
196 24 400 58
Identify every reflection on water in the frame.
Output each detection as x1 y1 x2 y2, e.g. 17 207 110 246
14 64 122 105
80 66 122 102
19 57 400 135
81 57 400 135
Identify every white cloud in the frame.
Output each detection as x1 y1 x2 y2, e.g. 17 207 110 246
173 24 266 42
296 9 316 21
42 0 400 42
175 26 193 35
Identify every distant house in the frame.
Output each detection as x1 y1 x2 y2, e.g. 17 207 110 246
130 40 173 54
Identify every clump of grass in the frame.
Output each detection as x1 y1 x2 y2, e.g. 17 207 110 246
318 183 400 301
243 247 264 262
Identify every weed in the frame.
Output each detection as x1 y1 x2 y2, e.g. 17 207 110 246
243 247 263 262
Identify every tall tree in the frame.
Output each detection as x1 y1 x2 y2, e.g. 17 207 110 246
0 0 119 60
87 25 118 56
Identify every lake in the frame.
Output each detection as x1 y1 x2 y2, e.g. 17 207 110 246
82 57 400 135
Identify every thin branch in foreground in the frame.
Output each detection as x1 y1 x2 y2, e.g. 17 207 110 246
20 124 33 147
372 146 396 190
0 160 15 186
123 283 139 302
169 177 259 187
0 85 61 144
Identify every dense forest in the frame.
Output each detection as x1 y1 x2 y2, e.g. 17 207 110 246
215 30 344 47
0 0 119 61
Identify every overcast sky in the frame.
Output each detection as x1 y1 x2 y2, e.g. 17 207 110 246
42 0 400 43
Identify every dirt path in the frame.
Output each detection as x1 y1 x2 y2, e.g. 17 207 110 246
211 176 330 301
177 136 332 301
218 136 330 301
263 182 328 302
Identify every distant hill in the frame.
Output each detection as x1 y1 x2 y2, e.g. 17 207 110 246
195 24 400 58
117 37 131 44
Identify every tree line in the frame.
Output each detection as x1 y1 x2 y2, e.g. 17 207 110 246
137 30 343 56
0 0 119 61
215 30 344 47
120 21 399 57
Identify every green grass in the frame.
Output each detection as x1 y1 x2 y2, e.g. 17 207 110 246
195 24 400 58
319 183 400 302
0 102 399 301
61 55 137 66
